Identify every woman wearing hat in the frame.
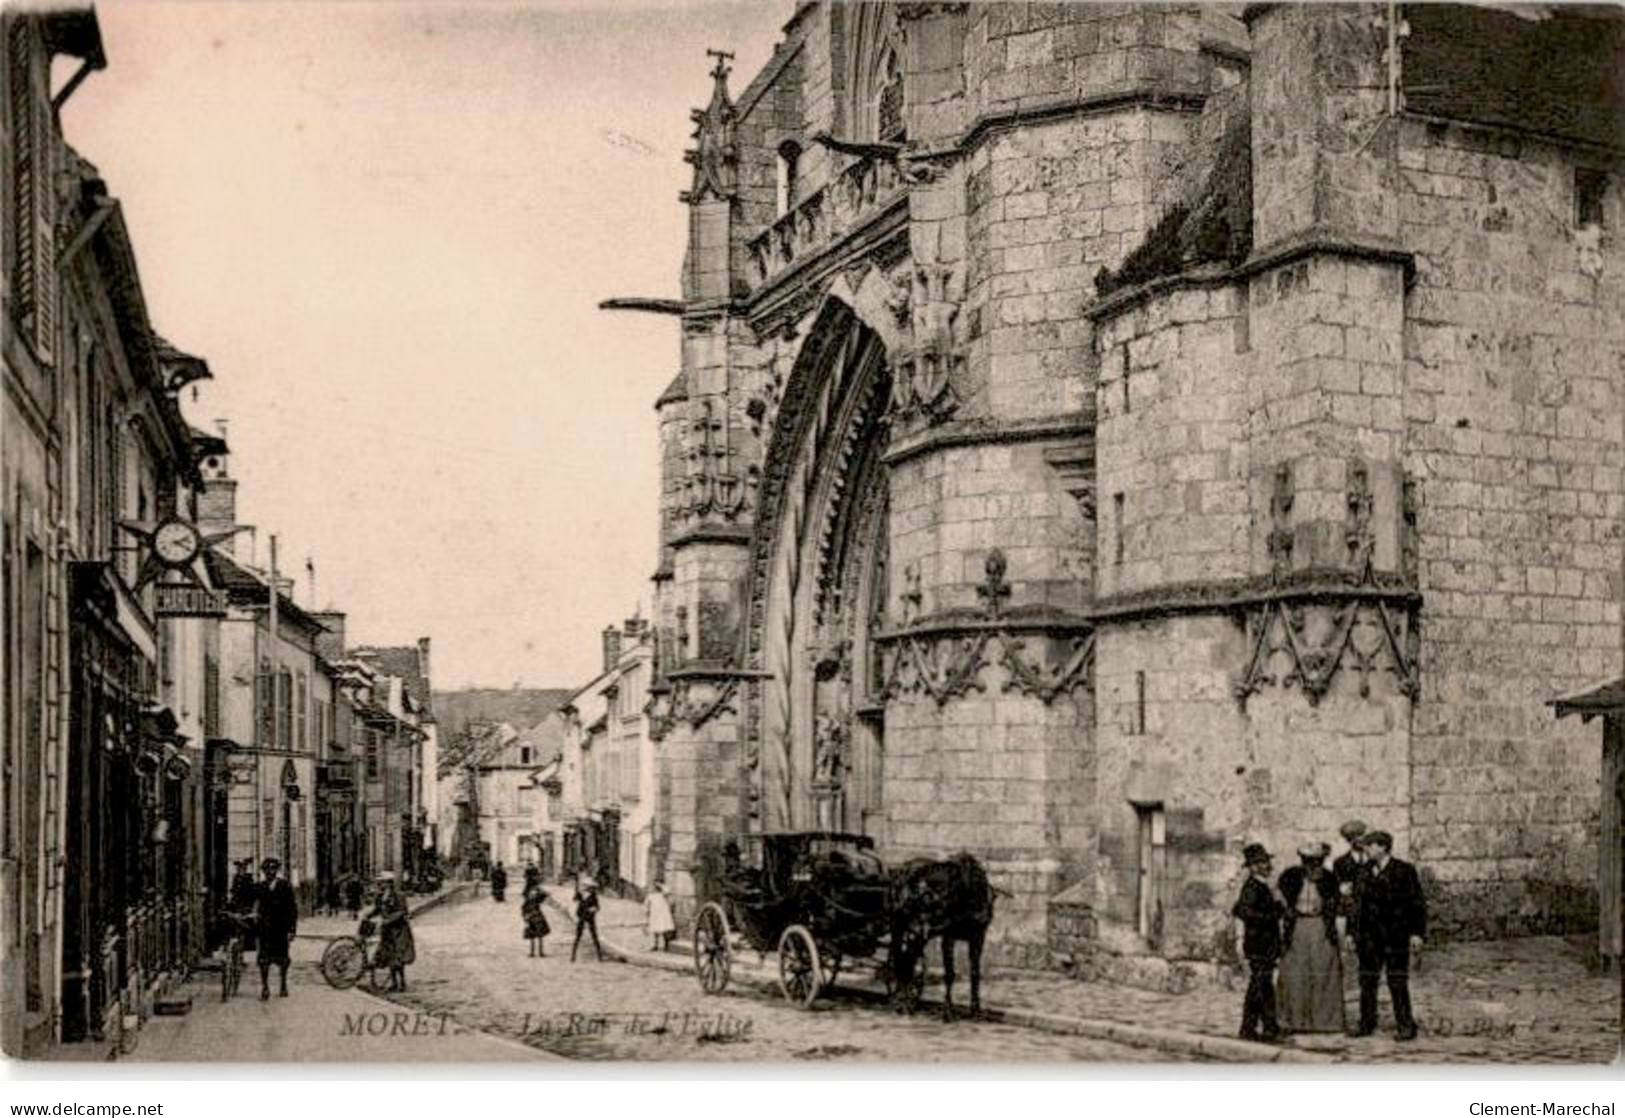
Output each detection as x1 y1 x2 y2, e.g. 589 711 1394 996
367 872 416 992
1276 842 1346 1034
254 857 299 1000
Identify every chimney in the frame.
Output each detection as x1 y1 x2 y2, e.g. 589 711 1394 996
623 615 646 642
602 625 623 674
312 611 347 662
417 637 433 694
197 477 238 553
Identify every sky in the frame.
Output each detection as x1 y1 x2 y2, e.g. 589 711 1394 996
60 0 787 689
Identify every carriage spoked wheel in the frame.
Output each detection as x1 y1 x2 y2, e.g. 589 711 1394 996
693 902 732 995
881 947 927 1011
777 924 824 1009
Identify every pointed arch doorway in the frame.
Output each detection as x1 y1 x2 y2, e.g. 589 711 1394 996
746 301 894 839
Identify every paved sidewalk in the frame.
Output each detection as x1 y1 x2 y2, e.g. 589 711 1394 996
542 886 1619 1065
123 880 551 1063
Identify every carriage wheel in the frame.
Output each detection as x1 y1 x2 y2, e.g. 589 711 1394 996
320 936 366 991
693 902 732 995
777 925 823 1009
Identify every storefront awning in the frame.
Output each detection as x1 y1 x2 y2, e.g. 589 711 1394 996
1550 676 1625 723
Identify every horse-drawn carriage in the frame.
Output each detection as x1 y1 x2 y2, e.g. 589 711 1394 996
693 830 995 1012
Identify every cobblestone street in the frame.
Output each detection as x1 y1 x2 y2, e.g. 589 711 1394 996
372 889 1167 1063
573 888 1621 1066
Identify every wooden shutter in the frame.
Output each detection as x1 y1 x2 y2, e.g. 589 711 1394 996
8 21 55 365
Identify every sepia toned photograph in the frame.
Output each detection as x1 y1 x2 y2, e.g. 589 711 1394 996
1 0 1622 1075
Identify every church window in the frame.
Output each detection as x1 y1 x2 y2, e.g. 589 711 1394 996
1576 167 1607 228
877 46 905 143
776 140 801 215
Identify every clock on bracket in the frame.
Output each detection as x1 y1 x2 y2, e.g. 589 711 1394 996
153 518 202 567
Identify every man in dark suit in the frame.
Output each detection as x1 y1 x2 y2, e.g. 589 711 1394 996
1231 842 1284 1042
254 857 299 1000
1354 830 1426 1040
1332 819 1369 952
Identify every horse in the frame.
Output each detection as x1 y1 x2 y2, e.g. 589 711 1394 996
886 852 997 1020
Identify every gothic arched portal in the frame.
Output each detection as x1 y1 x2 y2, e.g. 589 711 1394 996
743 300 893 835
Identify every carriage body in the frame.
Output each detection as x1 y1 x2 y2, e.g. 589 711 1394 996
693 831 898 1005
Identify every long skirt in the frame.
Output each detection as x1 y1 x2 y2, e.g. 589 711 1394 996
1277 923 1345 1033
375 921 416 969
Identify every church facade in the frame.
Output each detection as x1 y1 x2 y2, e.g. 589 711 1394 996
630 2 1625 971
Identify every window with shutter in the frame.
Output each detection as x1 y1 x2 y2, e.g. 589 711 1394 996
7 21 56 366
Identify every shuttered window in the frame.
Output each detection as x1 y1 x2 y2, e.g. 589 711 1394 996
7 21 56 366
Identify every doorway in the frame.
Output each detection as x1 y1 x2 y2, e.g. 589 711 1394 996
1133 802 1166 946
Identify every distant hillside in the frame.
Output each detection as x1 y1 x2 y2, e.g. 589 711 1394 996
432 688 574 737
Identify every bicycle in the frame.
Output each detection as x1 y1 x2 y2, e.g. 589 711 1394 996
220 911 253 1002
320 918 384 993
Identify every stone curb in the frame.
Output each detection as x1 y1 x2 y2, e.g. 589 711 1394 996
565 907 1332 1064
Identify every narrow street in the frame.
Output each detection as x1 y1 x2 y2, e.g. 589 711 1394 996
369 889 1167 1062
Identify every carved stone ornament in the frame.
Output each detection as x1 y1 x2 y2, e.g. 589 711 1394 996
677 397 753 523
682 50 738 204
890 261 965 423
645 674 740 740
1233 564 1420 709
975 548 1012 619
881 624 1096 707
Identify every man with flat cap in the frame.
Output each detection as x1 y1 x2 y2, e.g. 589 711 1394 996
1354 830 1426 1040
1231 842 1285 1042
1333 820 1370 953
254 856 299 1000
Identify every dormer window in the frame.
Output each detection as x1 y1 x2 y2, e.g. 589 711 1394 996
776 140 802 215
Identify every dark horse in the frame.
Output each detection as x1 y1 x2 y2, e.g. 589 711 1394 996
886 853 996 1020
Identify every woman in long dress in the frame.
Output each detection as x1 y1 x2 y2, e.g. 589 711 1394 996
1276 843 1346 1034
368 873 417 992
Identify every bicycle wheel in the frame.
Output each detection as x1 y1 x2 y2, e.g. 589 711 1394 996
320 937 367 990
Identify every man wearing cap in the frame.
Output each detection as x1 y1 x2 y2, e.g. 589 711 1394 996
1231 843 1285 1042
1333 820 1370 952
1354 830 1426 1040
254 857 299 1000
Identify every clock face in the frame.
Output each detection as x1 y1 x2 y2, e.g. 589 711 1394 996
153 520 200 566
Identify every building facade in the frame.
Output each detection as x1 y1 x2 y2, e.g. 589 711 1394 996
557 619 659 894
628 2 1625 971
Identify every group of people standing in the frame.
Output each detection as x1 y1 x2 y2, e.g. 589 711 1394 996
1232 821 1427 1043
226 859 416 998
499 861 676 961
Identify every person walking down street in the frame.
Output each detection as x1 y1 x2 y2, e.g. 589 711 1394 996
571 876 603 963
524 863 541 895
490 862 508 903
229 859 259 951
345 874 364 920
522 885 551 958
254 857 298 1001
1276 842 1345 1034
368 872 417 992
1232 842 1284 1043
323 876 342 918
1355 830 1426 1041
1332 820 1369 954
645 881 676 952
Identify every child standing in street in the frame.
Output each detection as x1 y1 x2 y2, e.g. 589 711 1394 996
645 881 676 952
522 885 551 958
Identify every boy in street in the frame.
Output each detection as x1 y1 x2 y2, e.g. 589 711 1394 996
1231 842 1284 1043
